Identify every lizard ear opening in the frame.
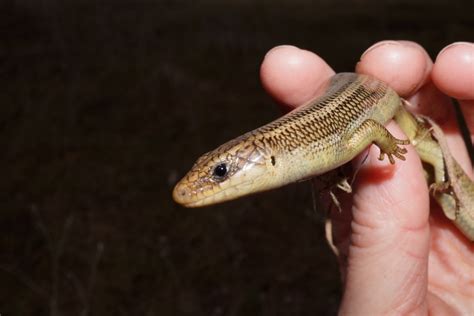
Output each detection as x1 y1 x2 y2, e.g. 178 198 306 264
271 156 276 166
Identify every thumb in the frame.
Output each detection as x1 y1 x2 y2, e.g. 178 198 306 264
339 122 431 315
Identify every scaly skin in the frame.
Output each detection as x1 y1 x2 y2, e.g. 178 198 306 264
424 116 474 241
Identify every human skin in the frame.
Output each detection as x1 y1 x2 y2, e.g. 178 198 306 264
260 41 474 315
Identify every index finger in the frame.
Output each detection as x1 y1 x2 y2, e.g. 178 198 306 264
260 45 335 111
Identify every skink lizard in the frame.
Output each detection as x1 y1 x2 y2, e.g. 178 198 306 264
172 73 474 241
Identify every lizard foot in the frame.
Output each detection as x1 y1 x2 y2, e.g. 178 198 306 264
377 138 410 164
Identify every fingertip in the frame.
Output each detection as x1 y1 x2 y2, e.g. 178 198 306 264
432 42 474 100
356 40 432 96
260 45 334 109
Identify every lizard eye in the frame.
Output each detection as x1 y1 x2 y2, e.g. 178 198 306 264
212 163 228 180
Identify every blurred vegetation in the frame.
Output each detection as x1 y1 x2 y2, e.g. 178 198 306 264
0 0 471 315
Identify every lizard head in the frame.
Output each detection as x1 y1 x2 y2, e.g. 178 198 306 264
172 133 275 207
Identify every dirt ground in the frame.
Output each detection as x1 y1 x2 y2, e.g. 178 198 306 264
0 0 472 315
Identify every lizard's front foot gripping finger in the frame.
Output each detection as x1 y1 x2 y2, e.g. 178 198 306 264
377 138 410 164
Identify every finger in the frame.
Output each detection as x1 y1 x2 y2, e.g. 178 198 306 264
432 42 474 100
340 42 431 313
339 122 431 315
260 45 335 111
432 42 474 145
356 40 432 97
357 40 449 119
356 41 451 119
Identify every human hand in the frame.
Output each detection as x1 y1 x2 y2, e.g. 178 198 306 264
260 41 474 315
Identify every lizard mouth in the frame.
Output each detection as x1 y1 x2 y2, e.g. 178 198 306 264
172 181 242 208
172 170 269 208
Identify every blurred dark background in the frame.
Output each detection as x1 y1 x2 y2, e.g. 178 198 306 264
0 0 472 315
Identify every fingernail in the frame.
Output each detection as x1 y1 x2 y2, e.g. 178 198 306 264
436 42 474 61
360 40 401 59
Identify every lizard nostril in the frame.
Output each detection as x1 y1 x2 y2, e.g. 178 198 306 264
172 183 190 204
